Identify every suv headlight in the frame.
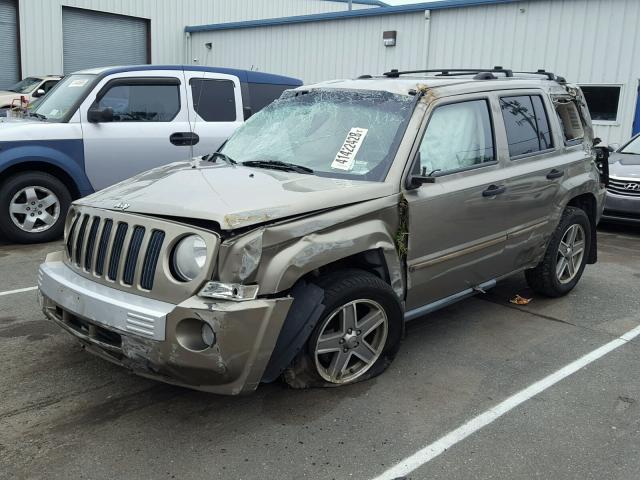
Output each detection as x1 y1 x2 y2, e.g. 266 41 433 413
171 234 208 281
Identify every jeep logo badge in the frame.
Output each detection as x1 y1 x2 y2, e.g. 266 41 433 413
113 202 130 211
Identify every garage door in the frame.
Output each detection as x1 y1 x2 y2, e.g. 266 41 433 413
62 7 149 74
0 0 19 89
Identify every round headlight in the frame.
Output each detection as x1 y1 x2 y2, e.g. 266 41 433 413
172 235 208 281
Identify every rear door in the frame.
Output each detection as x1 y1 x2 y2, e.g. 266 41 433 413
497 91 575 270
80 70 191 190
183 71 244 157
405 95 519 309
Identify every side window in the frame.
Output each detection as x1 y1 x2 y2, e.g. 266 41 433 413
555 99 585 144
42 81 58 93
418 99 495 175
97 82 180 122
190 79 236 122
500 95 553 158
248 83 291 113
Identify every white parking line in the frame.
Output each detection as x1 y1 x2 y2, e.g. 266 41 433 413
371 323 640 480
0 286 38 297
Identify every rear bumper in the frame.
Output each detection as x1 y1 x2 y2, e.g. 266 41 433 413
39 252 293 395
602 191 640 224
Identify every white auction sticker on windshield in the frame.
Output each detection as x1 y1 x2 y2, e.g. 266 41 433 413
68 79 88 88
331 127 368 171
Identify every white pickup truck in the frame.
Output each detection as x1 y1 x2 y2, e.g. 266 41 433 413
0 65 302 243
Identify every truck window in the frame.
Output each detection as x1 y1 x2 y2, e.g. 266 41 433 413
98 83 180 122
418 99 495 175
500 95 553 157
248 83 292 112
555 99 585 144
190 79 236 122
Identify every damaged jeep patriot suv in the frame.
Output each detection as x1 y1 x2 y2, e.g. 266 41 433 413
39 67 606 394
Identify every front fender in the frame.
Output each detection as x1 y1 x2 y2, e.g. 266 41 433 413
0 140 93 195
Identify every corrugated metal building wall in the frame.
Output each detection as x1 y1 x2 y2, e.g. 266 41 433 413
188 0 640 144
16 0 373 79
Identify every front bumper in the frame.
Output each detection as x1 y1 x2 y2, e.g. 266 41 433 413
602 191 640 224
39 252 293 395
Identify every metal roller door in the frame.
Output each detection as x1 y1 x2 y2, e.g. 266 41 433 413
0 0 19 89
62 7 149 74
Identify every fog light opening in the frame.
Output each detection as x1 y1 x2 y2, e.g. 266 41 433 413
176 318 216 352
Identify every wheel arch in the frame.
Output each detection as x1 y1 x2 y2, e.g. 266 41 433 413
0 160 83 199
566 192 598 264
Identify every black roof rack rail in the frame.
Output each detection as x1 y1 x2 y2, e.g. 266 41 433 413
383 66 514 78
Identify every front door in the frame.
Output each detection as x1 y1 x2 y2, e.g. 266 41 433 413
80 70 192 191
405 96 517 310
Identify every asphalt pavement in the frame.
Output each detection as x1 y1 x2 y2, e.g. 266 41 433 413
1 222 639 480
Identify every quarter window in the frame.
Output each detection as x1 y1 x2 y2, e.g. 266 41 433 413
417 99 495 175
190 79 236 122
579 85 621 122
555 99 585 144
500 95 553 157
97 82 180 122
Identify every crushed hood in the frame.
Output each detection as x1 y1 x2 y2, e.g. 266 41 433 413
77 160 396 230
609 152 640 179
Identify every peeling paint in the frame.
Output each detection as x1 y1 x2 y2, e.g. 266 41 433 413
291 238 356 268
224 209 279 229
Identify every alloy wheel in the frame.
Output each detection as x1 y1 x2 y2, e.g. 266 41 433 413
313 299 388 384
9 186 60 233
556 223 586 284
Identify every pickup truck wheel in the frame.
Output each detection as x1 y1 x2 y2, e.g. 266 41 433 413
525 207 591 298
283 269 402 389
0 172 71 244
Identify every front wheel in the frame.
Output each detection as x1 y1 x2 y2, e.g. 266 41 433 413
283 269 403 389
525 206 591 297
0 172 71 243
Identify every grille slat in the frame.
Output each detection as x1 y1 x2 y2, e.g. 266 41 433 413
95 219 113 277
65 210 168 293
108 223 129 281
74 215 89 265
84 217 101 271
141 230 165 290
123 226 145 285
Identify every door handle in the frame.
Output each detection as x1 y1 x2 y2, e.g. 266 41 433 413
482 184 506 197
546 169 564 180
170 132 200 146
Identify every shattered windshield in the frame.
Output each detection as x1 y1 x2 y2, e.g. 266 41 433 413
221 89 415 181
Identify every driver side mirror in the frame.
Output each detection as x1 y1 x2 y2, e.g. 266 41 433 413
406 152 436 190
87 106 113 123
32 89 46 98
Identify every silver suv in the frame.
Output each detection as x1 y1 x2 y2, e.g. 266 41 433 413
38 67 606 395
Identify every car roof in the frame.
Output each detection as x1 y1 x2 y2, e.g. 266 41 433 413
73 65 303 86
300 75 574 97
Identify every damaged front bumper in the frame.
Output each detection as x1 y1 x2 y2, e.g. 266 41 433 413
38 252 293 395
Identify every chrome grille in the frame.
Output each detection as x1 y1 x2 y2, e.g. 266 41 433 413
607 178 640 197
66 213 164 291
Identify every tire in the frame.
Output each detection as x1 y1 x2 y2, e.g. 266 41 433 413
283 269 403 389
525 206 591 298
0 171 71 244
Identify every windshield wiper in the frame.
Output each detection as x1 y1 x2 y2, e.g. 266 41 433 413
27 112 47 121
242 160 314 174
203 151 237 165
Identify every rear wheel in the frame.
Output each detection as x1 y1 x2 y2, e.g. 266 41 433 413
0 172 71 243
525 207 591 297
283 269 403 389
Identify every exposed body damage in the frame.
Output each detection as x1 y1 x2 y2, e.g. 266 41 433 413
39 69 605 394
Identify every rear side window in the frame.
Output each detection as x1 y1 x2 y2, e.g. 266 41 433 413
500 95 553 157
248 83 293 113
190 79 236 122
98 83 180 122
555 99 585 144
418 99 495 175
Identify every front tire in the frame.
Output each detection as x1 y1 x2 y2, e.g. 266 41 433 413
525 206 591 297
0 172 71 243
283 269 403 389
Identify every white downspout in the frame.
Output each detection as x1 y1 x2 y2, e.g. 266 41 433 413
424 10 431 69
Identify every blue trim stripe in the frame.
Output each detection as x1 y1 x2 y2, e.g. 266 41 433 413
185 0 529 33
323 0 388 6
